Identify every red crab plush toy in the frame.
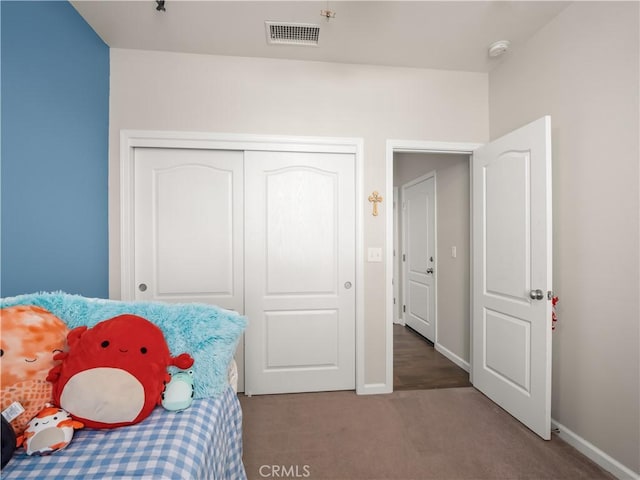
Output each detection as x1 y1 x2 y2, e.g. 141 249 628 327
46 314 193 429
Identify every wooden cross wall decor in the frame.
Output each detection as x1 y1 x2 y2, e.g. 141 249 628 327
368 191 383 216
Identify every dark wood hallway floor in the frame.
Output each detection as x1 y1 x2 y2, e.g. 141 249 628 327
393 323 471 390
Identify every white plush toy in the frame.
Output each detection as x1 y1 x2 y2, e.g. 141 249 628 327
17 405 84 456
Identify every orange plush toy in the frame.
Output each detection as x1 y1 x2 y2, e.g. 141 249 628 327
0 306 69 435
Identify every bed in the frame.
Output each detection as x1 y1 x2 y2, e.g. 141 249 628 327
2 385 245 479
1 292 247 480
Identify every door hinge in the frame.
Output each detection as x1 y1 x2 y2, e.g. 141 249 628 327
393 298 396 305
403 305 406 313
402 254 406 262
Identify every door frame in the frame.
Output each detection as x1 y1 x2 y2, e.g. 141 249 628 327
392 186 401 324
118 130 366 393
385 140 482 392
400 171 437 341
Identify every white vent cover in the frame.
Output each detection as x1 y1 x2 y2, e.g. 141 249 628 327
265 21 320 46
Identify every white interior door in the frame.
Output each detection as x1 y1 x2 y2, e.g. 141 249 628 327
134 147 245 388
402 174 436 342
244 151 356 395
472 116 552 439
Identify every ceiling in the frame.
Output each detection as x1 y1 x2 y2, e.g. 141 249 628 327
70 1 571 73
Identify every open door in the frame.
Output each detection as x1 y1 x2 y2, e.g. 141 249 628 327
472 116 552 439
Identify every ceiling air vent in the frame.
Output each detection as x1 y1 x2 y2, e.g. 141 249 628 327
265 21 320 46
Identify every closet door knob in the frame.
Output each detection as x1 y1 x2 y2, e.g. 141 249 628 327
138 283 148 292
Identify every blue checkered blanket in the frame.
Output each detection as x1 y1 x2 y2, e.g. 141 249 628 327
2 386 246 479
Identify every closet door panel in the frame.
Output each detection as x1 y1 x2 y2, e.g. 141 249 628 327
244 150 356 395
134 147 243 313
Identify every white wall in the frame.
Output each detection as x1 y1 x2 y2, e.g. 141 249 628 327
489 2 639 475
394 153 470 362
108 49 489 386
108 4 639 471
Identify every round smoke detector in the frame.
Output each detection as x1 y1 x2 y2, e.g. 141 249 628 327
488 40 510 57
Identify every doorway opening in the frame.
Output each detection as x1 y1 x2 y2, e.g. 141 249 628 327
385 140 481 392
386 119 553 437
393 151 470 390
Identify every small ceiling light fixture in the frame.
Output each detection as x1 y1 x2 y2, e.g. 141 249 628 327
488 40 510 58
320 0 335 21
320 9 336 20
155 0 166 12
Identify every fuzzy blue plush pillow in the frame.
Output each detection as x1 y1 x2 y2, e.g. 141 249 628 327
0 292 246 399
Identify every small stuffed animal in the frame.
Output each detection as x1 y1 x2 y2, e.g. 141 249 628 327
16 406 83 456
47 314 194 429
0 306 69 435
162 370 195 411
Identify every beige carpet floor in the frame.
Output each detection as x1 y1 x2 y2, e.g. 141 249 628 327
240 388 614 480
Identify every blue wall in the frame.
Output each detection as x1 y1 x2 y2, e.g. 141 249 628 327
1 1 109 298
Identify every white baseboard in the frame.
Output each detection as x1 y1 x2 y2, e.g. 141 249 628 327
358 382 392 395
551 419 639 480
435 342 470 372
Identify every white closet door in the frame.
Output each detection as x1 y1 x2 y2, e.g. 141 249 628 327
134 147 245 391
134 147 244 311
244 151 356 395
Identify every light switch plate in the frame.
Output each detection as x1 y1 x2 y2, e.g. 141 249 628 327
368 247 383 262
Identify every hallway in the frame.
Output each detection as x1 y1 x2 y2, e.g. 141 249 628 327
393 324 471 390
